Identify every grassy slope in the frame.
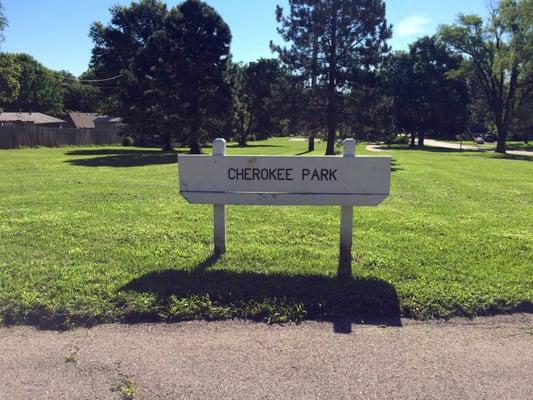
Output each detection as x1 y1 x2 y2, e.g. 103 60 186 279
0 138 531 328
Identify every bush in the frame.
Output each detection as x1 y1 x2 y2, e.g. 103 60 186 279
121 136 134 146
395 135 409 145
385 132 409 145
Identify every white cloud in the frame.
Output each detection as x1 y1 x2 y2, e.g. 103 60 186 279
396 15 432 37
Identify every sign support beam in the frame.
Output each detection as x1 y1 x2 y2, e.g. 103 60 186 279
213 138 226 255
338 139 356 277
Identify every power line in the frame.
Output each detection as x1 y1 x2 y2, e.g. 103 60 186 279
60 73 124 83
78 73 123 83
389 0 409 48
394 0 425 40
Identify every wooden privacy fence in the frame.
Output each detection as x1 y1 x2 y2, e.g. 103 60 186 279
0 125 121 149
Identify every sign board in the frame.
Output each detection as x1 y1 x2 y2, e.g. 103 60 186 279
178 148 390 206
177 138 391 275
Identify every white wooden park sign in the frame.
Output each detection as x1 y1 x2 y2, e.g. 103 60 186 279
178 138 390 274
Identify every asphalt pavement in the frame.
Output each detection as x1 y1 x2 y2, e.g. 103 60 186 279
1 314 532 400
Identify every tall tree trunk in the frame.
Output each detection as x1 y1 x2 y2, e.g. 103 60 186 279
325 4 338 156
418 132 425 147
410 132 416 147
309 21 318 153
238 116 252 146
495 128 507 153
238 121 247 146
495 136 506 153
494 119 507 154
308 133 315 151
497 63 519 154
189 95 201 154
325 80 337 154
238 125 248 146
161 130 172 152
189 138 201 154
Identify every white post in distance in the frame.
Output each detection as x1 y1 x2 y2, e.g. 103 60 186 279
213 138 226 255
338 138 356 277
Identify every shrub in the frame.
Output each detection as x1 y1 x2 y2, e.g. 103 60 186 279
122 136 134 146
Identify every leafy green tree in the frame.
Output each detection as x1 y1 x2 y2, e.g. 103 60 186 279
143 0 232 152
90 0 231 152
342 70 394 142
439 0 533 153
77 69 108 112
55 70 101 113
511 95 532 142
226 62 253 145
466 73 492 135
90 0 167 77
0 54 64 115
273 0 392 154
0 53 20 103
279 71 325 148
245 59 287 140
90 0 167 141
276 74 311 138
0 54 105 114
229 59 288 145
386 36 470 146
164 0 231 153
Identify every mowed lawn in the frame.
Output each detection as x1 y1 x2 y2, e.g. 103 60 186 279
0 137 531 328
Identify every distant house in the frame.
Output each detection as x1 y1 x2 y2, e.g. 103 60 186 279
64 112 123 132
94 115 123 130
64 112 98 129
0 112 66 128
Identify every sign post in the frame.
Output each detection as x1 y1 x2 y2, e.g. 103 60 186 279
338 139 356 276
212 138 226 255
178 138 390 275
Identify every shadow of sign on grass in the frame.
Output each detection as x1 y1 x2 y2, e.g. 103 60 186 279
121 257 401 334
65 148 184 167
390 158 402 172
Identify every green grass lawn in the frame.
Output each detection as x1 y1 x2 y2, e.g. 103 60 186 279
0 137 532 328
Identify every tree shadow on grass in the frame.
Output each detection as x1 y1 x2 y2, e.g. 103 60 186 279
464 152 532 162
226 143 283 148
65 148 175 156
121 255 401 334
380 144 467 153
65 148 185 167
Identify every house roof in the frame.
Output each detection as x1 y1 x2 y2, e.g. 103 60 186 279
66 112 122 128
67 112 98 128
0 112 66 125
94 115 122 124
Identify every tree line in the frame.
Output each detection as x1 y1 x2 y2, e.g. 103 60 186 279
0 53 101 115
0 0 531 153
0 2 101 115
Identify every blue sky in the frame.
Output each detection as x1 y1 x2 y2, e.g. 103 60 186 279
1 0 489 76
